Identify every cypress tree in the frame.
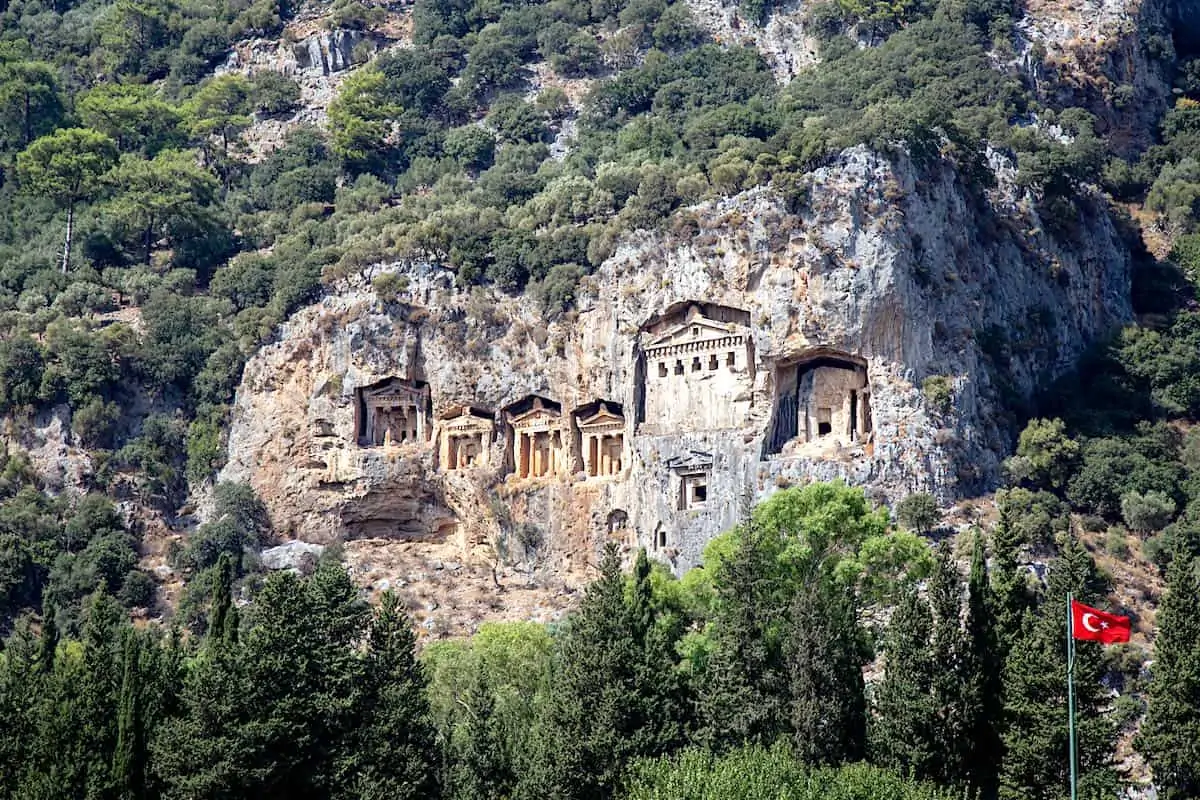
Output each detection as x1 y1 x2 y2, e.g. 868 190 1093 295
991 506 1032 657
998 535 1117 800
447 670 509 800
964 529 1004 798
695 522 788 750
520 545 686 800
112 629 144 800
349 590 439 800
1138 551 1200 799
209 551 235 648
786 570 868 766
870 587 938 777
37 605 57 674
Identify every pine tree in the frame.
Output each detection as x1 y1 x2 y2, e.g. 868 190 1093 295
786 570 868 765
870 587 939 777
1138 551 1200 799
999 535 1118 800
520 545 687 800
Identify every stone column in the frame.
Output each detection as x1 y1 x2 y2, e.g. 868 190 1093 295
478 432 488 467
600 436 611 476
532 434 543 478
416 409 426 442
583 434 594 477
843 393 854 439
516 431 528 478
439 428 451 469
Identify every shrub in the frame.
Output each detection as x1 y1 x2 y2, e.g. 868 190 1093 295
119 568 158 608
1120 490 1176 535
922 375 954 414
1105 527 1131 559
72 396 121 449
895 492 940 535
247 71 301 115
1010 418 1080 491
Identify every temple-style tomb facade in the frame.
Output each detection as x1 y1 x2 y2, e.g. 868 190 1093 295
438 407 494 470
508 397 564 479
355 378 430 447
577 402 625 478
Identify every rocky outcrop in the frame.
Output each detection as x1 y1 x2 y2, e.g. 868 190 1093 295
221 146 1131 575
685 0 819 81
1016 0 1178 154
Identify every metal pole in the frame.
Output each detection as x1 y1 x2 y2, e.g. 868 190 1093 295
1067 591 1078 800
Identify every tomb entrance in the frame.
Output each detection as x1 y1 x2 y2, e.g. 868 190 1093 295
767 352 870 454
666 450 714 511
636 303 754 431
437 407 494 471
575 401 626 478
355 378 430 447
506 396 564 479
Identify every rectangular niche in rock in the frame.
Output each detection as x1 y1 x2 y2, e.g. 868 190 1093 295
355 378 431 447
637 303 754 433
665 449 714 511
437 406 494 470
575 401 625 478
506 396 564 480
766 352 871 455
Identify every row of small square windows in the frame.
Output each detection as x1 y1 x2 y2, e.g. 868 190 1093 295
657 352 736 377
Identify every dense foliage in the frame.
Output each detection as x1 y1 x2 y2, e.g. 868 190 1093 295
0 481 1158 799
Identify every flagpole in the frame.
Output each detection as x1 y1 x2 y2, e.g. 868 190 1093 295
1067 591 1078 800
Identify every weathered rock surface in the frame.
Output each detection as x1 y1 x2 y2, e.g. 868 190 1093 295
261 540 327 571
221 146 1132 576
1016 0 1178 154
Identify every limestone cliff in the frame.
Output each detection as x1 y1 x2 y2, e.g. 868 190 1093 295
221 146 1131 582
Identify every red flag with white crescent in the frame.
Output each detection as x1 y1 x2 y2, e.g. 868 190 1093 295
1070 599 1131 644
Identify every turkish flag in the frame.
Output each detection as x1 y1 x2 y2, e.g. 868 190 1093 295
1071 600 1131 644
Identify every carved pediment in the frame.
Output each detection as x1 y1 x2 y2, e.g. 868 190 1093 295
508 397 561 429
510 408 560 429
362 378 428 407
578 403 625 431
665 449 713 473
646 318 739 349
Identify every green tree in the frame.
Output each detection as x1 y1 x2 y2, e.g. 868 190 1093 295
1006 418 1081 491
0 60 64 151
103 149 220 264
446 670 508 800
328 65 402 164
16 128 119 273
1138 552 1200 799
965 530 1004 796
896 492 940 534
77 84 182 154
998 535 1117 800
870 587 938 776
1120 490 1176 535
522 546 687 800
347 591 439 799
786 569 867 765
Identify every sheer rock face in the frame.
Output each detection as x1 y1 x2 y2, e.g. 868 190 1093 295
221 147 1131 573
